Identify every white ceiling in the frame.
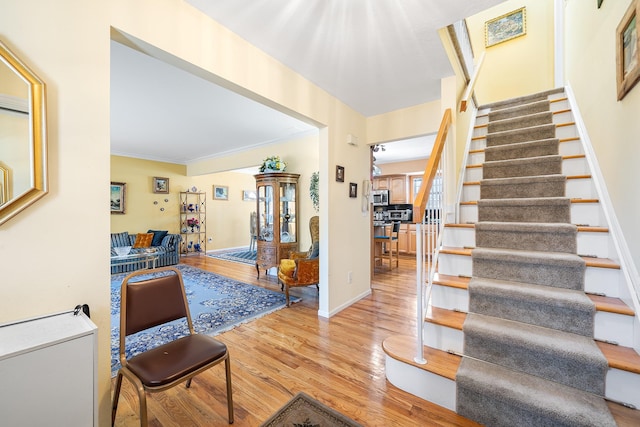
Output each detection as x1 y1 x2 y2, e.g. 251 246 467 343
111 0 504 166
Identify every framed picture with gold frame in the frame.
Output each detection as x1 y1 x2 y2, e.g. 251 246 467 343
152 176 169 194
213 185 229 200
485 7 527 48
616 0 640 100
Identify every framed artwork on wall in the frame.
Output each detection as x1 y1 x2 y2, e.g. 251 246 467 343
153 177 169 194
349 182 357 198
242 190 257 201
213 185 229 200
485 7 527 47
616 0 640 100
110 182 126 214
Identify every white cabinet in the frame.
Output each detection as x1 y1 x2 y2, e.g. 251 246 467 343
0 310 98 426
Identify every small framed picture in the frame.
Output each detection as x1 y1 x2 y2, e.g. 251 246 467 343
153 177 169 194
243 190 257 201
485 7 526 48
349 182 357 198
616 0 640 100
213 185 229 200
110 182 126 214
336 165 345 182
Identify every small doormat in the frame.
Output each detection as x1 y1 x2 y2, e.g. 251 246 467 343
260 392 362 427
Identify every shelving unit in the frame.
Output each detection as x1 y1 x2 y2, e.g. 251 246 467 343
255 172 300 278
179 191 206 255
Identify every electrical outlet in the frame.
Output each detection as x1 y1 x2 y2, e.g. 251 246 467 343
347 271 352 284
207 237 213 243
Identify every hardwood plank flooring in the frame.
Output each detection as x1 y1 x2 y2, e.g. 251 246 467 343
111 255 480 426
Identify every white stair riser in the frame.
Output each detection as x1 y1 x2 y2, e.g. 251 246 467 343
470 139 486 152
562 157 589 175
472 127 487 138
458 203 607 227
463 157 589 184
423 322 640 408
556 124 578 139
577 231 615 259
443 227 613 259
437 252 622 298
605 368 640 409
430 287 631 345
442 227 475 248
431 284 469 311
385 357 456 411
462 185 480 201
559 139 583 156
595 311 635 347
424 322 463 354
553 111 574 124
468 151 484 165
550 98 570 110
460 179 597 202
567 178 598 199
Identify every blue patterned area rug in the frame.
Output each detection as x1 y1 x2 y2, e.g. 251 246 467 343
206 248 257 265
110 264 294 376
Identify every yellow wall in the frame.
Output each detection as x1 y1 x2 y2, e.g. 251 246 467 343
466 0 556 104
367 100 442 145
565 0 640 275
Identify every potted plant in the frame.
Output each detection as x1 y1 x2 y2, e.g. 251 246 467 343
259 155 286 172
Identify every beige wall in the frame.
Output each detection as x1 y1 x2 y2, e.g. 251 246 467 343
467 0 556 104
564 0 640 278
1 1 112 424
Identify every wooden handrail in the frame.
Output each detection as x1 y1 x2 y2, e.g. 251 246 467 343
460 51 485 112
412 108 452 221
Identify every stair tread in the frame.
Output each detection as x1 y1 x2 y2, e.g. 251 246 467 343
382 334 460 380
463 174 590 185
433 276 633 316
597 341 640 374
425 308 640 375
444 223 609 233
440 245 620 269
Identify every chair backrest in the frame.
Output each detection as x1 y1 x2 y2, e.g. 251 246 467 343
309 215 319 243
120 267 194 338
250 211 257 236
391 221 401 236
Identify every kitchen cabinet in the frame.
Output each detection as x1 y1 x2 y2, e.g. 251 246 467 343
255 172 300 278
373 174 407 204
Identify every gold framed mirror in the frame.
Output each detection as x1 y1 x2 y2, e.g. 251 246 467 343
0 40 47 225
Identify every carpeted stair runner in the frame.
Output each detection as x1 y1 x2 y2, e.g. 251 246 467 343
468 278 595 336
481 174 566 199
455 89 617 426
475 222 577 253
478 197 572 223
485 137 559 161
463 313 607 394
457 358 616 427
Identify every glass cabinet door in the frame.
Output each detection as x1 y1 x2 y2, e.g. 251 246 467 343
279 181 297 243
258 184 274 241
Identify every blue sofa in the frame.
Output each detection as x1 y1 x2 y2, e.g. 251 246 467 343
110 231 181 274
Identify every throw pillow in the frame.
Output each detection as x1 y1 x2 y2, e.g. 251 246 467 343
147 229 168 246
307 241 319 259
111 231 129 248
133 232 154 248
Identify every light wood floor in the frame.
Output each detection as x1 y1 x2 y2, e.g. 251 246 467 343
111 255 480 426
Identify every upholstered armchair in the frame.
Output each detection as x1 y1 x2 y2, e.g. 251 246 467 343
277 216 319 306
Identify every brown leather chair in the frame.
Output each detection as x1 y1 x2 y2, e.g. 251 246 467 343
111 266 233 426
277 216 319 306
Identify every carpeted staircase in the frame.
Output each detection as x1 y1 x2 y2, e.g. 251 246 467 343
455 90 617 426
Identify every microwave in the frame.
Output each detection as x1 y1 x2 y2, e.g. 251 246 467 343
371 190 389 206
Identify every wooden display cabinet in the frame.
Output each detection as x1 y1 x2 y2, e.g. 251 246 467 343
255 172 300 278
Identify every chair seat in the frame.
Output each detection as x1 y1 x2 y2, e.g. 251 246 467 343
126 334 228 387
